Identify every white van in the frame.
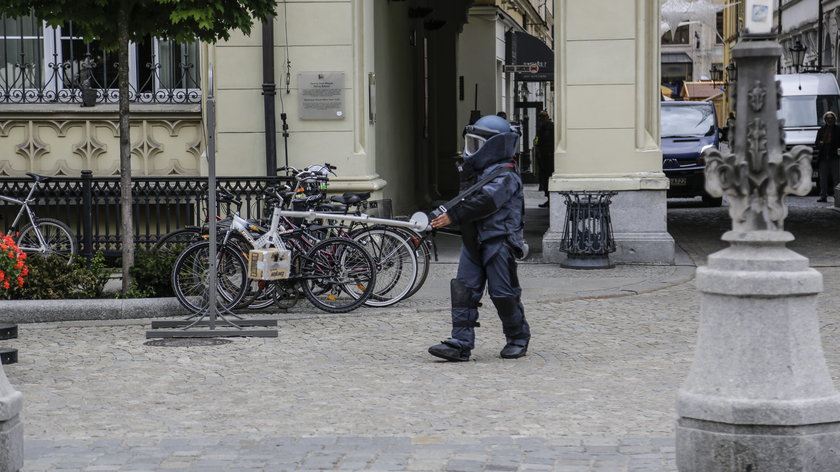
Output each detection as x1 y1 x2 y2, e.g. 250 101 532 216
776 73 840 151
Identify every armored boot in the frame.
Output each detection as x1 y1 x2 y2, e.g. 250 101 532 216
428 339 471 362
429 279 481 361
491 296 530 359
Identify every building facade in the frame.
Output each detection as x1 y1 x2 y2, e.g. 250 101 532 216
0 0 672 264
661 10 725 98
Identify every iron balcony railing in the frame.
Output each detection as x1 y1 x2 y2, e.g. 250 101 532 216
0 14 201 105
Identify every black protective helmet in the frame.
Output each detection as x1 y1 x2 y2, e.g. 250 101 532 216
463 115 512 156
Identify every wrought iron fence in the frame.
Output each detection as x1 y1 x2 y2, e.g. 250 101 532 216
0 14 201 105
0 173 289 258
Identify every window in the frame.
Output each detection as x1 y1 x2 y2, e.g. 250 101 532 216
0 15 43 90
662 25 690 45
778 95 840 127
716 11 723 44
0 14 200 104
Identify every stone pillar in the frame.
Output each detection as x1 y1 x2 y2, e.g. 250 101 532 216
676 38 840 471
0 365 22 471
545 0 673 264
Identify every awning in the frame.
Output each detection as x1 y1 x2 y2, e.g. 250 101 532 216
505 31 554 82
681 81 722 99
661 52 693 64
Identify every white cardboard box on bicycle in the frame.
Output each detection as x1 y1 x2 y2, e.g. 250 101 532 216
248 248 291 280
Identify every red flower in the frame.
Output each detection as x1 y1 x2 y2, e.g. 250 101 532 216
0 271 4 281
2 281 9 290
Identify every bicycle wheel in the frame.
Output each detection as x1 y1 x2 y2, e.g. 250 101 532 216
153 227 204 258
171 241 248 314
17 218 78 263
299 237 376 313
352 227 417 307
246 279 300 310
389 227 431 299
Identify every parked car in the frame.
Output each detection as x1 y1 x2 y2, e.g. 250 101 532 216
661 101 721 206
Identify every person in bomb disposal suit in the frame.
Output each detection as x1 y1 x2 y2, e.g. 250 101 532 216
428 115 531 362
815 110 840 202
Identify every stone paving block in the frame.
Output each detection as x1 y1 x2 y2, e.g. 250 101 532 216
336 460 371 470
648 437 674 447
553 466 591 472
619 437 649 446
519 464 555 471
618 445 654 454
484 464 518 471
445 459 484 472
584 445 618 454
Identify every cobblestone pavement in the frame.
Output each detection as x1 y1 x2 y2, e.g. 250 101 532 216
6 195 840 471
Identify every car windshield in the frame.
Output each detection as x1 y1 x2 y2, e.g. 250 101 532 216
661 104 716 137
778 95 840 127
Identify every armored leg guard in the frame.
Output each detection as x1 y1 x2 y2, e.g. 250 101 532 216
449 279 481 351
491 296 530 359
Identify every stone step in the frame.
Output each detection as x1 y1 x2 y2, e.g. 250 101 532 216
0 348 17 365
0 324 17 341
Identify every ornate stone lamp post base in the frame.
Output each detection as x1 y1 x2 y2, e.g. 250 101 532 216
676 34 840 471
677 231 840 471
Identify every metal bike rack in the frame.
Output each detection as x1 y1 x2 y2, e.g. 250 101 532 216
147 66 277 339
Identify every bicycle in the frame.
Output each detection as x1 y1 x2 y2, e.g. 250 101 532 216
0 173 78 263
172 196 378 314
262 175 421 307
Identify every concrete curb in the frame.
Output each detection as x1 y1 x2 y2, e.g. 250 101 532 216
0 297 188 324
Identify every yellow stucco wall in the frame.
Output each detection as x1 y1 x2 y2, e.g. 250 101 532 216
551 0 666 191
212 0 385 196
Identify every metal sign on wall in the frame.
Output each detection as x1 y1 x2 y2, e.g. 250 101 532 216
299 72 345 120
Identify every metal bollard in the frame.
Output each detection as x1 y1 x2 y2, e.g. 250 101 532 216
81 170 94 261
559 191 617 269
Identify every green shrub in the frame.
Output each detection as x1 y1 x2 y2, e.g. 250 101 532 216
124 248 180 298
14 252 109 300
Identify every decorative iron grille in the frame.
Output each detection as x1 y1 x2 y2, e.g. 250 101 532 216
0 174 288 257
0 14 201 105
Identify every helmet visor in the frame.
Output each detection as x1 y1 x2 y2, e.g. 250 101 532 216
464 133 488 156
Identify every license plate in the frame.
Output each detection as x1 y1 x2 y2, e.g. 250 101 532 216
813 169 819 179
669 177 687 186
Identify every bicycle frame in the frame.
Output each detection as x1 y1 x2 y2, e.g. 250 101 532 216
0 182 40 232
0 181 51 252
225 209 290 252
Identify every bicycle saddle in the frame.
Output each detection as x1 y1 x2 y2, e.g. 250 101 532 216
317 203 346 212
26 172 51 183
329 192 371 206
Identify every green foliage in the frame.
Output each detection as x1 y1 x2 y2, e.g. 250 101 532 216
0 0 278 48
114 282 156 299
123 248 179 298
14 252 110 300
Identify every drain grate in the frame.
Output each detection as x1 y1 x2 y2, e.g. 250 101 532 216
144 338 233 347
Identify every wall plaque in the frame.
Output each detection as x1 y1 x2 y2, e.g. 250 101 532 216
299 72 345 120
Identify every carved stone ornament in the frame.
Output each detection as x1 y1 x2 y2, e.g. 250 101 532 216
704 144 812 231
748 81 766 112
